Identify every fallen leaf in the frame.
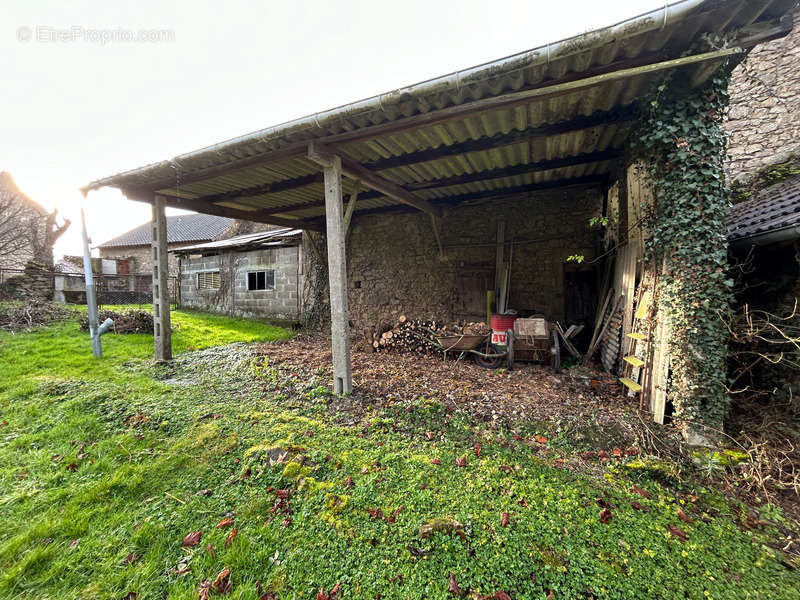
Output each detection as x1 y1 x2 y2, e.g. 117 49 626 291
599 508 612 524
499 465 513 474
216 517 234 529
225 528 237 548
579 451 596 459
426 431 435 441
304 430 314 437
677 508 693 523
501 512 511 528
281 517 291 528
123 552 140 565
625 447 639 456
455 456 467 468
518 498 528 507
212 567 232 594
182 531 202 546
368 508 384 520
197 580 211 600
473 443 482 457
65 462 78 471
534 435 548 444
344 476 354 489
512 434 523 441
631 501 648 512
611 448 623 458
275 489 290 499
430 459 441 465
668 524 688 541
494 592 512 600
632 485 651 499
448 573 461 595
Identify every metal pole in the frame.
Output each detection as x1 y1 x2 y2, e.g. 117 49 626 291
81 206 102 358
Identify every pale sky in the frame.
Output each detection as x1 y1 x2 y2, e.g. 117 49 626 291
2 0 667 259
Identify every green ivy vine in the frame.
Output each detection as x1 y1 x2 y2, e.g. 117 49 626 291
635 67 736 426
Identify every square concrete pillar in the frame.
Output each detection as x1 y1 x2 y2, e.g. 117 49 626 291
151 196 172 360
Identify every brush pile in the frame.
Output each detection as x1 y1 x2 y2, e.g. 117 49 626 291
370 315 490 354
0 300 75 332
79 309 154 334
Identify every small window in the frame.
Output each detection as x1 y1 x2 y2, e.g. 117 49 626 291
247 270 275 291
196 271 220 290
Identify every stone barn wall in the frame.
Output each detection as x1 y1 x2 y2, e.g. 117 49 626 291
178 245 300 321
726 9 800 182
340 186 603 335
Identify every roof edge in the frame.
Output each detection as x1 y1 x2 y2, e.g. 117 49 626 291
82 0 711 193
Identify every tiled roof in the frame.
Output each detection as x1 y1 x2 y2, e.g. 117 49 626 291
727 174 800 243
96 213 234 248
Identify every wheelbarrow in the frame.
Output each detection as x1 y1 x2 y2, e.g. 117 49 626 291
433 333 507 369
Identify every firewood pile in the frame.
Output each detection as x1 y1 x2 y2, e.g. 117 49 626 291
370 315 490 354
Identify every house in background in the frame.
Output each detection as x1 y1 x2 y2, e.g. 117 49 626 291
172 227 302 321
95 213 234 291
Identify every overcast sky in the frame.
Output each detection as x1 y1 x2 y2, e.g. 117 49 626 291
2 0 667 258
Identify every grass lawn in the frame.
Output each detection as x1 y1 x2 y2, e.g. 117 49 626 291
0 310 797 599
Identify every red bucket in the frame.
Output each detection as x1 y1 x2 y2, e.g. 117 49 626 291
490 313 517 347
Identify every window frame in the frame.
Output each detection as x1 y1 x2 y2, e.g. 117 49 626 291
196 270 220 290
246 269 275 291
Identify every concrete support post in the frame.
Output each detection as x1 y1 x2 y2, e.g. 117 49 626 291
322 156 353 394
151 196 172 360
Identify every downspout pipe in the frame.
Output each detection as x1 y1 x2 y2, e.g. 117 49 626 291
81 207 114 357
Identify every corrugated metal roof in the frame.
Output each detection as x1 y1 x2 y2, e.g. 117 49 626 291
727 174 800 242
83 0 798 228
172 227 301 253
96 214 234 248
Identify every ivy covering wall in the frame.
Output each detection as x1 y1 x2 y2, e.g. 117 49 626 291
636 67 736 427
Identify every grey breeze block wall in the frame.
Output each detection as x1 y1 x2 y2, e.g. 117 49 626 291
179 245 300 320
331 187 603 335
726 9 800 182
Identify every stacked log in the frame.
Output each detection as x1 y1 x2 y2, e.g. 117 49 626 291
370 315 490 355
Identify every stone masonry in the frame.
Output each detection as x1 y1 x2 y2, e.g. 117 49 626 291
726 9 800 183
99 243 197 279
179 245 300 321
338 187 603 335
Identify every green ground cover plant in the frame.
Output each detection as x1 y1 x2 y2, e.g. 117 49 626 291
0 311 797 599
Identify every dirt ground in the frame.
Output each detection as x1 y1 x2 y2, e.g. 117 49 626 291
258 335 637 432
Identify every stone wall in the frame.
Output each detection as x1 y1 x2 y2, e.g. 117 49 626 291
99 243 198 279
340 187 603 335
179 245 300 320
726 9 800 182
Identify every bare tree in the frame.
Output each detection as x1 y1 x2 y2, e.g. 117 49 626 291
0 185 32 262
0 183 70 268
